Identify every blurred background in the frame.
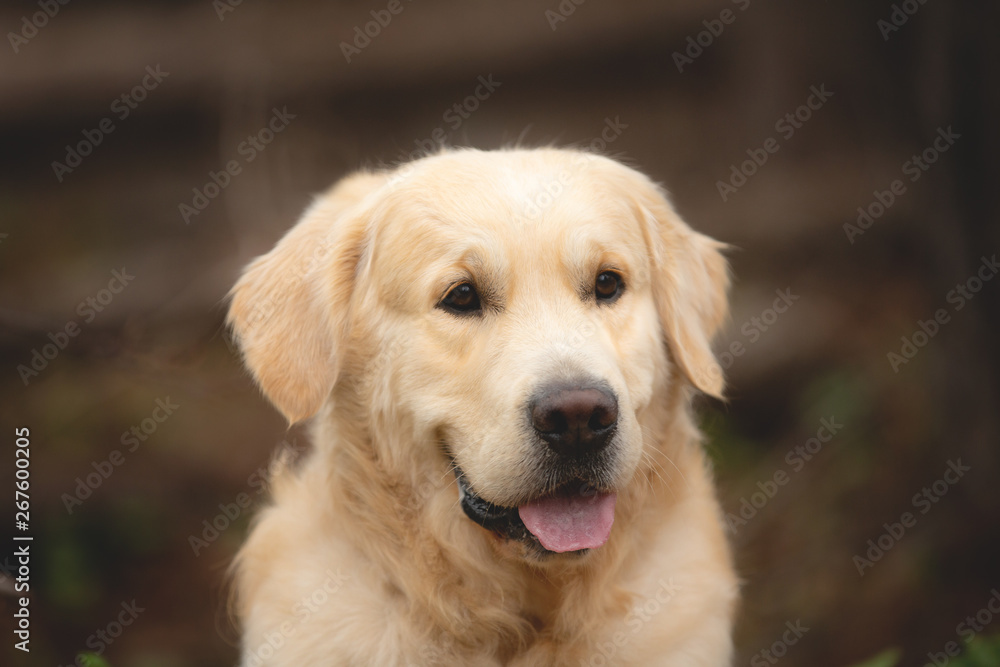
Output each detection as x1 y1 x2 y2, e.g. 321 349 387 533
2 0 999 665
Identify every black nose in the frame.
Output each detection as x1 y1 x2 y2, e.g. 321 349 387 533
530 384 619 456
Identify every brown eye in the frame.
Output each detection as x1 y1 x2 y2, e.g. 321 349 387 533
440 282 482 314
595 271 623 302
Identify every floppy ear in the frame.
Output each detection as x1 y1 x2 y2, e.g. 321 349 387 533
226 172 385 423
636 184 731 399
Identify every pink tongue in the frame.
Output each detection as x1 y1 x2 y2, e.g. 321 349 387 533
518 491 617 553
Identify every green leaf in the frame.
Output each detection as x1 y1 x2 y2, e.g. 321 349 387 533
846 648 902 667
77 654 112 667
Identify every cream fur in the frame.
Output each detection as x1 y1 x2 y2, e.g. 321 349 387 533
227 148 738 666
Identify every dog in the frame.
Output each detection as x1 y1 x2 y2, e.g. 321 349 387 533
226 148 738 666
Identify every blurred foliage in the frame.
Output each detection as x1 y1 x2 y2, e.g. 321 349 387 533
849 648 902 667
850 635 1000 667
77 654 111 667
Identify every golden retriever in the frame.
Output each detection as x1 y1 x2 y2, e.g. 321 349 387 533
226 148 738 666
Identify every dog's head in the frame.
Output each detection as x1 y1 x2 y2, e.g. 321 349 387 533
228 148 729 558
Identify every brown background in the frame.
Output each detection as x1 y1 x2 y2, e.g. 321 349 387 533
1 0 999 665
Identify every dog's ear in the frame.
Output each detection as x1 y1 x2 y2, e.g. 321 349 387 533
226 172 385 423
635 183 730 399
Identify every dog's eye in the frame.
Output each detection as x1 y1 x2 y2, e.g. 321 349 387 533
440 282 482 314
595 271 623 303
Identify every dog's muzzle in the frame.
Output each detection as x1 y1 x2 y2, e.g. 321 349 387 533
453 466 617 555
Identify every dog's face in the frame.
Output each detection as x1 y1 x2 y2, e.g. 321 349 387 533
228 149 728 558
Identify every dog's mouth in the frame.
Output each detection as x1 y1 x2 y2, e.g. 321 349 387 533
454 468 617 554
